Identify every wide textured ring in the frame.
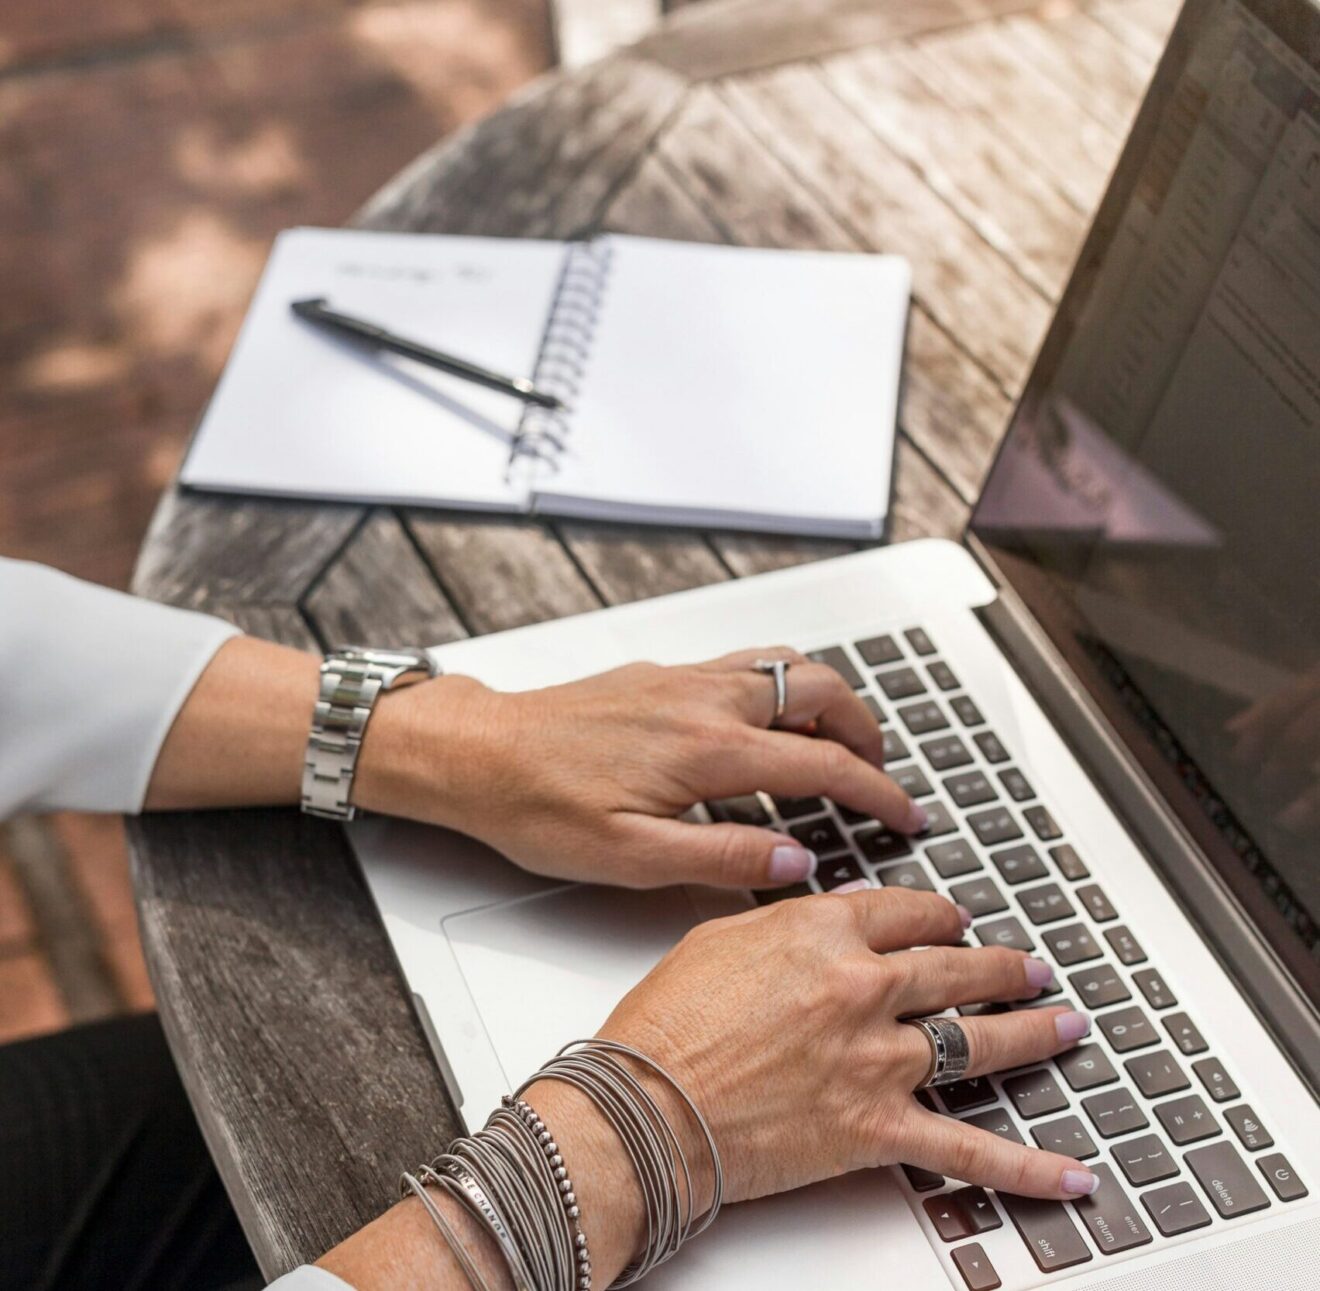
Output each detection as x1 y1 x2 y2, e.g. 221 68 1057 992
753 657 793 724
904 1016 972 1088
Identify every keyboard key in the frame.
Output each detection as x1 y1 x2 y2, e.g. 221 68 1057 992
1132 969 1176 1010
967 808 1022 848
1258 1153 1307 1201
1068 965 1129 1008
950 1187 1002 1234
939 1077 998 1114
1225 1104 1272 1151
1155 1093 1219 1145
976 916 1035 952
1004 1069 1069 1119
1192 1056 1239 1103
1186 1141 1271 1218
855 825 912 865
949 876 1007 918
1072 1163 1152 1254
817 856 866 890
1042 923 1102 966
990 844 1048 885
962 1107 1024 1143
997 768 1035 802
877 666 927 700
856 633 903 666
899 701 949 735
1113 1133 1180 1186
1075 883 1117 923
788 817 847 856
1125 1049 1189 1098
861 694 884 723
808 645 864 689
1096 1005 1157 1051
904 627 937 656
902 1162 944 1192
972 730 1010 763
920 734 973 770
837 803 872 826
927 661 960 691
1049 843 1089 880
1104 925 1146 966
951 1242 1001 1291
924 1194 975 1241
772 795 825 820
882 728 910 763
999 1194 1092 1272
1031 1115 1098 1159
1018 883 1075 926
1023 805 1062 841
923 802 960 839
926 839 981 879
1056 1044 1118 1091
951 695 986 727
891 764 935 798
1141 1181 1211 1236
944 770 998 808
878 860 935 892
1082 1088 1148 1138
1162 1011 1207 1056
707 794 770 826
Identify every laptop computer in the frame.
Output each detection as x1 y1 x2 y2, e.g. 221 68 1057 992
351 0 1320 1285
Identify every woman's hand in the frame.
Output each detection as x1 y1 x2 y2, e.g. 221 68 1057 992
356 647 927 890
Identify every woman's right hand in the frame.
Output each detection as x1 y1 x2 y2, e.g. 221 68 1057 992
594 885 1095 1206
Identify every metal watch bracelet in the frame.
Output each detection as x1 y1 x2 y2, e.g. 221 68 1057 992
300 646 438 821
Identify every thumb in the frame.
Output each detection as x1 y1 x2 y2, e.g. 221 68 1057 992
624 816 818 890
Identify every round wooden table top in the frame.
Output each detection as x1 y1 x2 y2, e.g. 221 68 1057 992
129 0 1175 1275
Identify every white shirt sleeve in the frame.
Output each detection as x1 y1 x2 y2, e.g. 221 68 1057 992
0 558 241 817
267 1267 355 1291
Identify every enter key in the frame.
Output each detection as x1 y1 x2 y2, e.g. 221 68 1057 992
1072 1164 1153 1255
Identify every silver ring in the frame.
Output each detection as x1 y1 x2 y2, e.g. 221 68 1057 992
753 658 792 723
904 1016 971 1088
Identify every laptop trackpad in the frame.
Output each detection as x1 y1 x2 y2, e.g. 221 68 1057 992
443 884 704 1086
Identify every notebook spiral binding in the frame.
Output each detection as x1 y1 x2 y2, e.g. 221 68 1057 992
507 239 613 476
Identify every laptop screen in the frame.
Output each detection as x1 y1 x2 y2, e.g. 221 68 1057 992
970 0 1320 1007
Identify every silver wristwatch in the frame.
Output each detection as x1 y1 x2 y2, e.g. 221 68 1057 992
301 645 439 821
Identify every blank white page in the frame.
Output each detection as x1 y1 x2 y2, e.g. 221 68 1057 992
540 236 910 536
182 227 565 510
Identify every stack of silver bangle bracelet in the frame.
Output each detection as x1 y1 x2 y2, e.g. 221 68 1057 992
402 1039 723 1291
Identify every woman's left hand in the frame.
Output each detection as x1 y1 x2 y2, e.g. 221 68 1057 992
355 647 928 890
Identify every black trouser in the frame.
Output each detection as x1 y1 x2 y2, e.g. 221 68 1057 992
0 1012 263 1291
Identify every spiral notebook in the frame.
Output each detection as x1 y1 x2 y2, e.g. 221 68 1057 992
181 227 911 537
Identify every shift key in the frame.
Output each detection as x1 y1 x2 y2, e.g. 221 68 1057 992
999 1194 1092 1272
1071 1164 1152 1255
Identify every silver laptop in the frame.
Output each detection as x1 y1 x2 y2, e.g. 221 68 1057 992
352 0 1320 1285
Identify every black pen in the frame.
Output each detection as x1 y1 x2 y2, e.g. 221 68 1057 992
290 296 565 411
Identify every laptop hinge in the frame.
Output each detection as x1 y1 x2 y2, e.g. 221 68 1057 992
973 572 1320 1094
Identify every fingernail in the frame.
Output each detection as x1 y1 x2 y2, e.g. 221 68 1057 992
956 903 973 930
1061 1169 1100 1197
769 843 817 883
1024 958 1055 990
906 801 930 835
832 879 870 894
1055 1010 1091 1044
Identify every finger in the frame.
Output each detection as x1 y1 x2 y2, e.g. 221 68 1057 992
620 815 819 889
736 728 926 834
888 946 1057 1014
956 1006 1092 1078
905 1109 1100 1200
834 886 970 952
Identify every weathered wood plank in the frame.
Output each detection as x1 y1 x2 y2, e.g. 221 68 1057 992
204 602 320 651
557 522 731 604
132 489 363 610
888 438 971 543
1090 0 1181 62
302 508 468 647
822 43 1087 297
403 513 603 634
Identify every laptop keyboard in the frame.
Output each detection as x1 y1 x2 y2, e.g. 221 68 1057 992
708 627 1308 1287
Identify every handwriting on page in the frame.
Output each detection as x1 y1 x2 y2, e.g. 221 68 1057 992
334 260 493 284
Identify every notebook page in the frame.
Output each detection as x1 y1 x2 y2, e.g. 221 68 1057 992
539 237 910 536
182 227 565 510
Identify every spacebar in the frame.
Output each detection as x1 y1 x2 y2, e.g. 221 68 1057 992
999 1194 1093 1272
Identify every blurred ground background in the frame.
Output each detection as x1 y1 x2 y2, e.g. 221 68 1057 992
0 0 692 1043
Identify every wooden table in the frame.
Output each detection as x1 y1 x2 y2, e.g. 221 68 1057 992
128 0 1178 1276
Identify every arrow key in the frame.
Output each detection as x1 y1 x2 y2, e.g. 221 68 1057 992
949 1186 1003 1234
924 1194 974 1241
951 1243 1001 1291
